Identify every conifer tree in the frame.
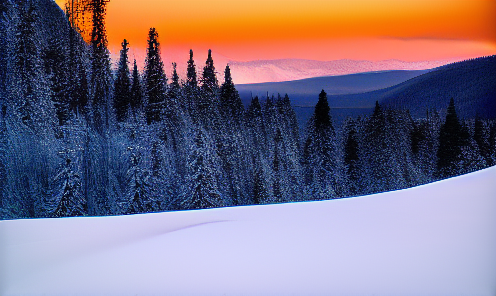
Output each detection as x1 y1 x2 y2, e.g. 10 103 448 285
474 116 491 164
114 39 131 122
168 62 181 111
436 98 465 178
43 37 70 125
130 59 143 112
124 152 151 214
184 49 199 116
14 2 39 126
183 129 223 209
303 90 336 199
53 158 87 217
201 49 218 97
344 119 359 195
90 0 111 131
272 128 283 202
144 28 167 124
252 165 267 205
220 65 243 122
186 49 198 88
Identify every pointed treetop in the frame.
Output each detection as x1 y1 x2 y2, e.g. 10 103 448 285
372 100 382 118
224 64 232 85
314 89 331 130
171 62 180 88
187 49 197 87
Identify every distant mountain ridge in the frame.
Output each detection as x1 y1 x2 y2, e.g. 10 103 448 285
327 55 496 119
236 69 430 107
229 58 460 84
237 56 496 120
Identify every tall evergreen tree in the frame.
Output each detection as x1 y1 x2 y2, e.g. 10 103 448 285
303 90 336 199
144 27 167 124
14 2 39 126
52 158 87 217
90 0 111 131
130 59 143 112
220 64 243 122
344 119 359 195
272 128 283 202
168 62 181 110
124 152 151 214
183 129 223 209
186 49 198 88
435 98 466 178
43 37 70 125
201 49 218 97
114 39 131 122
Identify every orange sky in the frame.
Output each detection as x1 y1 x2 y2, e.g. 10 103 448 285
55 0 496 65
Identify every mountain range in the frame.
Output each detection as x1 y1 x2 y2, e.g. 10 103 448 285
237 55 496 125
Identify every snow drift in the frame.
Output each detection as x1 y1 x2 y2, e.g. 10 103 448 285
1 166 496 296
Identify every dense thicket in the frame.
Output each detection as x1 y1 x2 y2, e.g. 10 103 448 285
0 0 494 219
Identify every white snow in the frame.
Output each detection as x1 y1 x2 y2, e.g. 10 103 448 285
1 167 496 296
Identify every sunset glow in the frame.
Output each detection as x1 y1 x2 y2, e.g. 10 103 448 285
54 0 496 64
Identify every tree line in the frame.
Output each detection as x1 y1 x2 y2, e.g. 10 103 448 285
0 0 495 219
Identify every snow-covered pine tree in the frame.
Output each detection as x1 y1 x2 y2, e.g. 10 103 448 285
43 36 71 125
130 59 143 114
302 90 336 199
124 152 151 214
343 118 359 195
52 158 86 217
114 39 131 122
89 0 111 132
184 49 199 119
435 98 466 178
183 128 223 210
219 65 243 122
144 27 167 125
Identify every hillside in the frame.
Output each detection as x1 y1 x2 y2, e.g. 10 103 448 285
1 166 495 296
237 69 430 106
325 55 496 119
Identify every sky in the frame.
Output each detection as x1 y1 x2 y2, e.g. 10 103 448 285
54 0 496 66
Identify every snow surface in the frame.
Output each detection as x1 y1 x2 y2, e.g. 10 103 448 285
1 167 496 296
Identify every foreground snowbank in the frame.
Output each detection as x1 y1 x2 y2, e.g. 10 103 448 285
1 167 496 296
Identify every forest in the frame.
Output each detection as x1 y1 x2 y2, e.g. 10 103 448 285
0 0 495 219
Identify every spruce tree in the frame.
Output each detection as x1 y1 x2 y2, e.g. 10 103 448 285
43 38 70 125
90 0 111 131
15 2 39 126
272 128 283 202
144 27 167 124
186 49 198 88
114 39 131 122
53 159 87 217
252 165 267 205
220 64 243 122
124 152 151 214
344 120 359 195
183 129 223 209
201 49 218 96
199 49 219 119
436 98 465 178
168 62 181 110
130 59 143 112
184 49 199 116
303 90 336 199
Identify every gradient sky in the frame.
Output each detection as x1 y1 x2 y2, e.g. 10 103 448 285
55 0 496 64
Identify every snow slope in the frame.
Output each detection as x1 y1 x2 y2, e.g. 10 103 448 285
1 167 496 296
